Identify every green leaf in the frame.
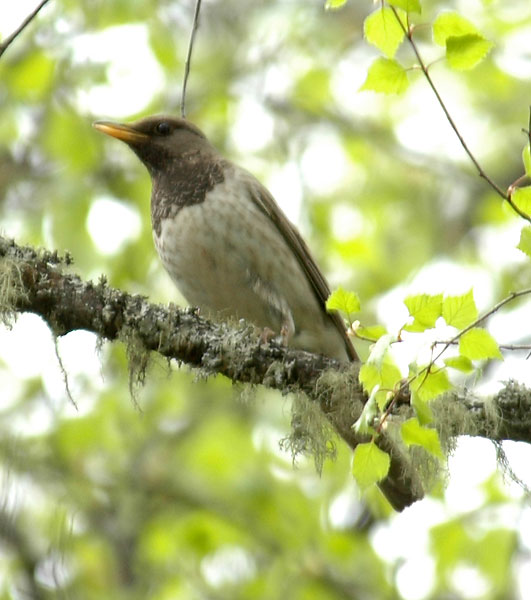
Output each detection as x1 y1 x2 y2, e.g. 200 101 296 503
411 367 452 402
513 187 531 215
459 328 502 360
446 34 493 71
401 418 443 458
293 68 331 112
352 442 390 489
360 58 409 95
359 363 380 395
387 0 421 13
356 324 387 341
481 473 509 504
404 293 443 332
353 386 379 435
476 529 517 586
43 109 100 173
523 144 531 177
442 289 478 329
6 51 55 101
432 12 478 46
326 287 361 315
430 520 468 567
359 362 402 407
360 339 402 410
365 334 395 367
325 0 347 9
444 355 474 373
517 226 531 258
149 27 180 70
364 8 405 59
411 390 433 425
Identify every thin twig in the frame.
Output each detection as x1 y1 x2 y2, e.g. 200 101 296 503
430 288 531 365
389 6 531 224
180 0 202 118
390 8 505 197
53 336 78 410
0 0 52 58
433 340 531 352
499 344 531 352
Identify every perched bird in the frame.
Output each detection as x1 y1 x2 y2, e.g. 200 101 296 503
93 116 422 511
93 116 358 362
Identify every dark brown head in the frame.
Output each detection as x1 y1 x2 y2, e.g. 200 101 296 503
93 115 214 176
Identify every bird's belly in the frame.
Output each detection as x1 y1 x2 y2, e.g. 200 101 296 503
153 193 287 327
152 183 347 360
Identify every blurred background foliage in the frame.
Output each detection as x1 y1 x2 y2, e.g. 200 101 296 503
0 0 530 598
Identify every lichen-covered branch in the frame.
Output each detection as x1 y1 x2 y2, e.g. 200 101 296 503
0 236 337 387
435 381 531 445
2 235 531 510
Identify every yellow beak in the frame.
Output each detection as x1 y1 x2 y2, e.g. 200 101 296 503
93 121 149 144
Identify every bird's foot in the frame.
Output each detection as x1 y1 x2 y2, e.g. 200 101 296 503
280 323 291 346
259 327 277 345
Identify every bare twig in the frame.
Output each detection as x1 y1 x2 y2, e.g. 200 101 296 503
389 6 531 224
0 0 52 58
181 0 203 118
434 340 531 352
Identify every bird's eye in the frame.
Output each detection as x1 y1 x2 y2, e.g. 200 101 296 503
155 122 171 136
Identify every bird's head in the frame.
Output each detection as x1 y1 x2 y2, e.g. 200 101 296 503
93 115 211 175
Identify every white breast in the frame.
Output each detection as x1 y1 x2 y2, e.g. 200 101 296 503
153 166 348 360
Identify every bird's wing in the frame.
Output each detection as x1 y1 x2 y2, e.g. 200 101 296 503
245 175 359 362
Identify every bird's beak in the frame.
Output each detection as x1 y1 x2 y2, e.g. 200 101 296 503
93 120 149 144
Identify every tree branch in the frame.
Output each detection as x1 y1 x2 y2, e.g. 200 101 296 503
448 380 531 445
2 235 531 510
0 0 52 58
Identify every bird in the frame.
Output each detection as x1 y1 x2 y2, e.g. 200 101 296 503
92 116 422 512
93 116 359 363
